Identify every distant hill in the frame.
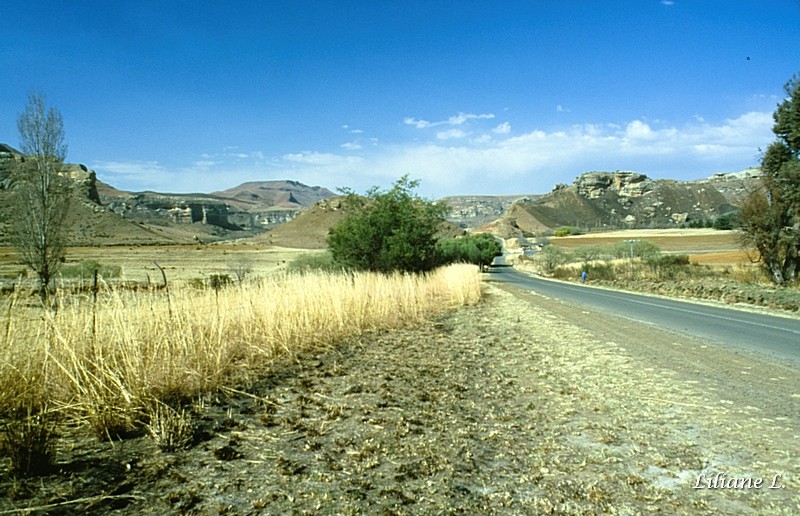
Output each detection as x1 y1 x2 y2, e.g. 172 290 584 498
0 144 335 246
212 180 335 209
1 142 766 248
488 170 762 239
100 180 335 234
442 194 540 229
253 197 352 249
257 196 466 250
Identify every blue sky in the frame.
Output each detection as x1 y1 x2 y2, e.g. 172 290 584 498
2 1 798 198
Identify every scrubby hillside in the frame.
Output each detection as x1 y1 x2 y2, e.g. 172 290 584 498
255 197 353 249
500 170 761 237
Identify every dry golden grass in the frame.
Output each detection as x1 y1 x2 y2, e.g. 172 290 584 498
689 249 755 265
0 244 319 285
552 229 742 255
0 264 481 438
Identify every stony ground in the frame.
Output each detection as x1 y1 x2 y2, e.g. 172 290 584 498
1 281 798 514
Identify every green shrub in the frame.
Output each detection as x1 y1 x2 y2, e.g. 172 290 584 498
712 211 739 230
328 176 447 273
437 233 502 270
286 252 341 274
208 274 233 290
612 240 661 260
574 245 606 262
551 266 574 280
60 260 121 279
537 245 568 273
553 226 580 237
646 254 690 268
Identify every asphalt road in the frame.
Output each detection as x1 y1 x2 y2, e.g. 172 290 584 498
488 267 800 365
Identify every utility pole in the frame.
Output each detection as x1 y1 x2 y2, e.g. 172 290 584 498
624 239 640 277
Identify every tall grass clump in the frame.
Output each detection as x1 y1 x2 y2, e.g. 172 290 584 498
0 264 481 442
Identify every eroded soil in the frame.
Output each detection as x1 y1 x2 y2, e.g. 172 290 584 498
1 282 798 514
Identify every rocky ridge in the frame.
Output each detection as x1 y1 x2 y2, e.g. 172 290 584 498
443 194 540 229
2 143 335 239
497 169 761 238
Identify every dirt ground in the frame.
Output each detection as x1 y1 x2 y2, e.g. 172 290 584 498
1 281 798 514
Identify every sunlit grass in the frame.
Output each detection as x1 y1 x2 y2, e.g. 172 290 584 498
0 264 481 440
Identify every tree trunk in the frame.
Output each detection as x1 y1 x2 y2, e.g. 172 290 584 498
769 263 786 285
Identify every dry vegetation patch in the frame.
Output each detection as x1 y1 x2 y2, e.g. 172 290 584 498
2 280 796 513
552 229 741 254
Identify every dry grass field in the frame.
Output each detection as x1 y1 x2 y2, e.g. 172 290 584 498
521 228 799 312
0 262 481 482
2 281 796 513
551 228 745 260
0 244 318 287
0 231 797 512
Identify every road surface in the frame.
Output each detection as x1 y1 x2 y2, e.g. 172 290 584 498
488 267 800 365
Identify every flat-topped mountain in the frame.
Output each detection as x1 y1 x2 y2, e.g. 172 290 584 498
212 180 334 208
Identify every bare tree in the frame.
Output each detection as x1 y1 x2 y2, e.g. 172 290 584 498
11 92 71 302
229 255 254 284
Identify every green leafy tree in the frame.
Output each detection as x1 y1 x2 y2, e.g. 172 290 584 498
712 211 739 231
740 74 800 285
438 233 502 271
10 92 71 302
328 176 448 273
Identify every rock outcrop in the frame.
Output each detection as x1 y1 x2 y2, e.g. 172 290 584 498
443 194 539 229
502 169 759 234
0 144 101 203
574 171 651 199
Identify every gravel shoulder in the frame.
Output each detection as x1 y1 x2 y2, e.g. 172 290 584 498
2 281 798 514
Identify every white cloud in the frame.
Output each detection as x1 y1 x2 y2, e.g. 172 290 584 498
404 117 432 128
624 120 655 139
341 141 362 150
92 160 167 185
331 111 772 196
95 111 775 198
556 104 571 113
283 151 349 165
193 160 221 169
405 112 495 129
447 112 494 125
493 122 511 134
436 129 467 140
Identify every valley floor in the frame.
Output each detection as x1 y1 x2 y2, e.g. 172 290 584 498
2 282 798 514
